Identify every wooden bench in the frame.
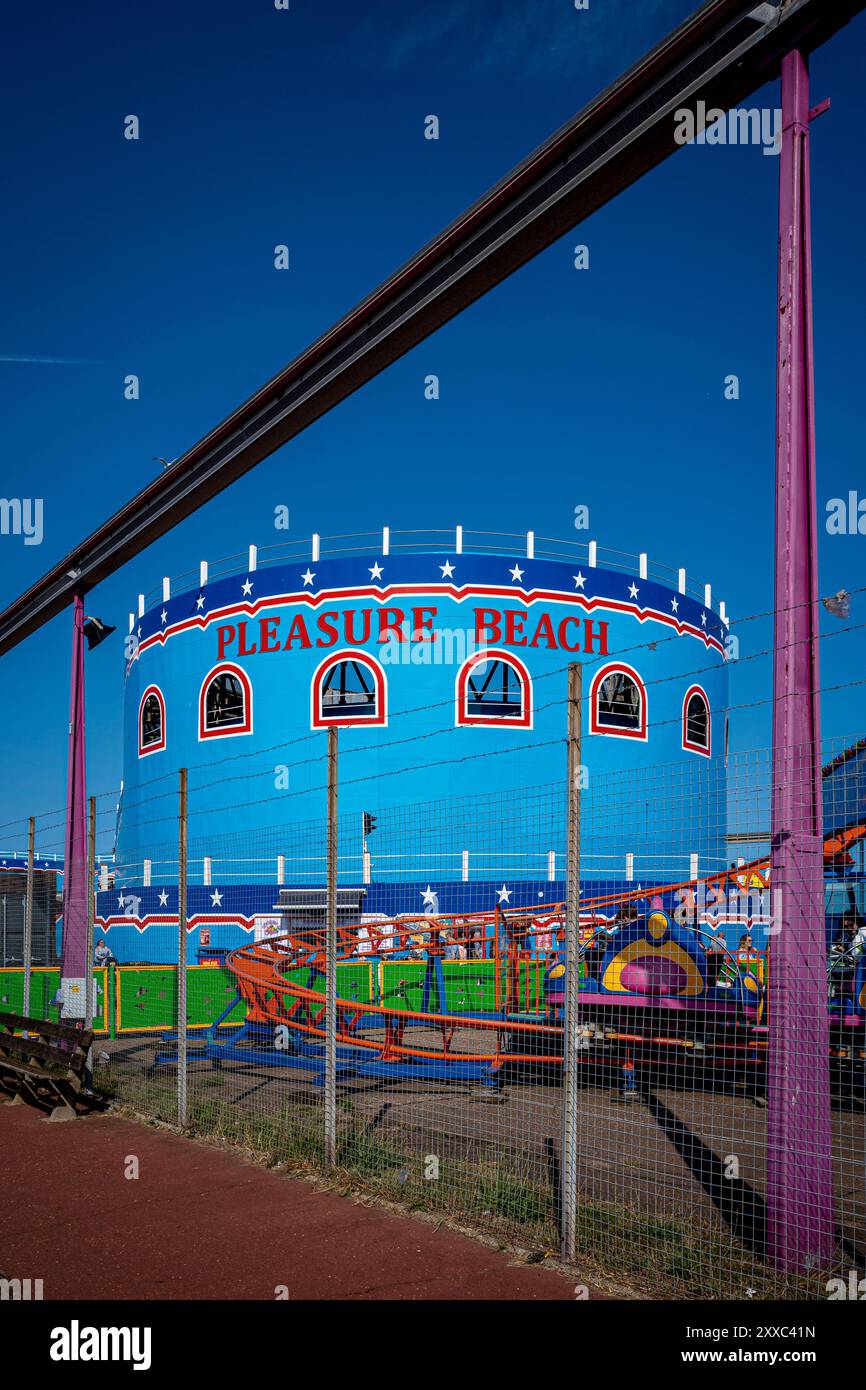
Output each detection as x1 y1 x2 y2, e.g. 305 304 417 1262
0 1012 103 1120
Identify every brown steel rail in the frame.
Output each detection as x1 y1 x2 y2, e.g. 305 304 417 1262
1 0 863 656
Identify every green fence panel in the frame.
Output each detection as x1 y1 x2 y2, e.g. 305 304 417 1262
0 967 108 1031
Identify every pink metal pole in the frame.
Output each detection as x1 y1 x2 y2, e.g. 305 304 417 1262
60 593 88 1023
767 49 834 1274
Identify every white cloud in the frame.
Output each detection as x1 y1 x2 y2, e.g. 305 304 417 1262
340 0 688 79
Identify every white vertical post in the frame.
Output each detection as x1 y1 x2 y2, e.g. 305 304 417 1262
277 854 285 886
547 850 556 883
143 859 152 888
162 577 170 602
588 540 597 568
625 852 634 882
455 525 463 554
678 568 687 595
362 848 372 885
128 613 134 633
720 600 728 625
137 594 145 618
199 560 208 588
704 583 712 609
461 849 469 883
203 856 212 887
689 853 699 881
526 531 535 559
99 863 109 892
248 544 257 573
382 526 390 555
312 533 320 561
639 553 648 580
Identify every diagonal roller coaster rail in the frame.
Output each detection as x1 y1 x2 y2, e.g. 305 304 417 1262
1 0 864 655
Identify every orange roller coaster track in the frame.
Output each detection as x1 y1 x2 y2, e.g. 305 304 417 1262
217 885 772 1087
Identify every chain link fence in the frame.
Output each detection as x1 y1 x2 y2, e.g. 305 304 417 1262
3 660 865 1300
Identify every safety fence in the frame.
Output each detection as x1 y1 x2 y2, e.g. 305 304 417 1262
3 741 863 1300
2 609 865 1301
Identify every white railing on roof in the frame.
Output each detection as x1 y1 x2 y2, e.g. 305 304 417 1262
136 529 725 619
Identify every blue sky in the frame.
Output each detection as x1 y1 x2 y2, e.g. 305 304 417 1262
1 0 864 842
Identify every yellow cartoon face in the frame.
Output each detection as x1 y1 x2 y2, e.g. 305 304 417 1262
602 936 705 997
647 912 668 940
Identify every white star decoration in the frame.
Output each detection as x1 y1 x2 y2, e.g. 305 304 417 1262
210 889 223 907
497 884 512 903
421 885 437 906
195 594 205 611
671 597 679 613
242 578 253 596
158 890 168 907
509 564 524 583
573 573 586 590
701 612 707 627
301 569 315 587
160 609 168 625
439 560 455 578
369 562 384 580
628 583 639 599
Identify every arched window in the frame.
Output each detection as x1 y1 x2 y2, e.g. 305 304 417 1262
198 663 253 740
311 650 387 729
456 650 532 728
683 685 711 756
590 663 647 740
138 685 166 757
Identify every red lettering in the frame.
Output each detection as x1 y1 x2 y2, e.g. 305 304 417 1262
584 618 609 655
237 621 257 656
316 611 340 647
344 608 372 644
411 606 437 641
557 616 583 652
283 614 312 650
377 607 406 643
528 613 557 649
259 616 281 653
216 624 236 660
505 610 527 646
474 608 501 644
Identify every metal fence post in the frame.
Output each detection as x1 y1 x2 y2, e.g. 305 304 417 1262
767 46 833 1275
177 768 188 1128
325 728 338 1167
23 817 35 1016
84 797 96 1087
560 663 582 1264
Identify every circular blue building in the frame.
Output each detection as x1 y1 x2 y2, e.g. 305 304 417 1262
100 529 730 961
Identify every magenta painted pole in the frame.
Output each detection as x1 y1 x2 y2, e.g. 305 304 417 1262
60 592 89 1023
767 49 834 1274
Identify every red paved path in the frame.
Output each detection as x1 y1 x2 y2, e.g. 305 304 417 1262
0 1104 583 1300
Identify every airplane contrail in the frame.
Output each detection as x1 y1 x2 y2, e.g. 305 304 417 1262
0 353 100 365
